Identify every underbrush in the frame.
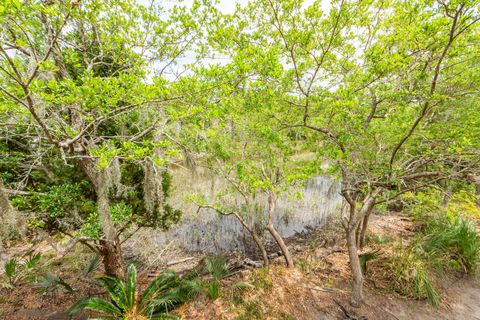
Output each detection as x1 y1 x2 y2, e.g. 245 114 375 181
382 195 480 305
418 215 480 273
387 247 439 305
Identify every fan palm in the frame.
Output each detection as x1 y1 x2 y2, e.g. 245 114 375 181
68 264 202 320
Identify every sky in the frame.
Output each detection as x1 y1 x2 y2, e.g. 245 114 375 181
139 0 330 80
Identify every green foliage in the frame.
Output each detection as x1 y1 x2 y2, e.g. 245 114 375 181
369 234 393 245
252 268 273 292
205 255 230 281
236 301 263 320
68 264 200 319
403 190 480 273
33 273 73 295
2 252 42 288
229 281 254 305
403 191 442 220
3 258 18 288
82 255 101 277
417 215 480 273
206 281 221 300
359 250 380 274
389 247 439 306
204 255 231 300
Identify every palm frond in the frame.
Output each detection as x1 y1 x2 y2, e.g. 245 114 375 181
139 270 178 307
125 263 137 309
98 274 128 310
23 252 41 270
67 297 122 317
33 273 73 294
4 258 18 282
83 256 101 277
205 255 230 280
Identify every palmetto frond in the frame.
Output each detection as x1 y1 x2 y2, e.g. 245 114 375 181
68 297 122 317
68 264 200 319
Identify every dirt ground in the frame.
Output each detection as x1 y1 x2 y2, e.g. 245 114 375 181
1 212 479 320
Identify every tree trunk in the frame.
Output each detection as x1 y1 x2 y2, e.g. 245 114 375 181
442 182 452 208
342 189 379 308
234 212 269 266
347 223 363 307
97 166 125 278
79 159 125 279
266 194 294 268
99 239 124 277
358 207 373 249
251 228 269 266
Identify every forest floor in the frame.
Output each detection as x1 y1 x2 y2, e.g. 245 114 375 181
0 211 479 320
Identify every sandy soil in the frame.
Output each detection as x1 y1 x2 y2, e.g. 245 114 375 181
1 212 479 320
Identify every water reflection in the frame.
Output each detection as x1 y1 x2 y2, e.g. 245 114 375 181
151 174 342 253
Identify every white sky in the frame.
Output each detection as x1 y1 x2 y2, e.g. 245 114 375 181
140 0 330 80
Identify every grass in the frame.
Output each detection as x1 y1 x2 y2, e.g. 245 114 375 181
384 214 480 306
236 301 263 320
369 234 393 245
252 267 273 291
418 215 480 273
388 247 439 306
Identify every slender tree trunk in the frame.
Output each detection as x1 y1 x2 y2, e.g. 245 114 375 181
342 189 379 307
80 159 125 279
234 212 269 266
251 228 269 266
355 220 362 248
442 182 452 208
266 193 294 268
97 166 124 278
358 207 373 249
347 222 363 307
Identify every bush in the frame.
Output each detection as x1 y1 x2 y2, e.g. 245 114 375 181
2 252 42 288
389 247 439 306
68 264 202 319
33 273 73 295
204 255 231 300
418 215 480 273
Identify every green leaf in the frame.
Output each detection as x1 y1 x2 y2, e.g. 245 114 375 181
67 297 121 317
139 270 178 308
125 263 137 309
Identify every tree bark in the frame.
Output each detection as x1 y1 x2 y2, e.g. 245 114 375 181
357 207 373 249
233 211 269 266
266 193 294 268
342 189 379 307
347 223 363 307
96 166 125 278
250 227 269 266
79 158 125 279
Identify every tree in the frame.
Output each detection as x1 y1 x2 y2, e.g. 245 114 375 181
207 0 480 306
190 96 311 268
0 0 212 277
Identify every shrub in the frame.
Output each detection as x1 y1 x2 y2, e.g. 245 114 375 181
205 255 230 281
389 247 439 306
68 264 201 319
33 273 73 295
204 255 230 299
2 252 42 288
402 191 441 220
418 215 480 273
